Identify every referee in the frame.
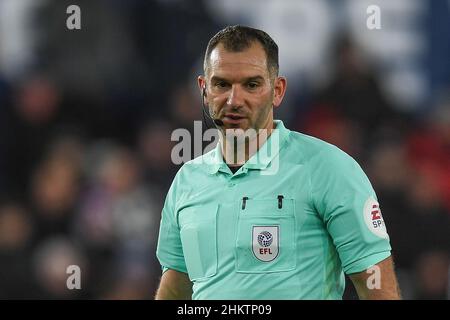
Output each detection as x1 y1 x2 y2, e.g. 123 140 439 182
156 25 400 299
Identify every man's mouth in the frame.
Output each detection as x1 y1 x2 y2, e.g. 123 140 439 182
222 113 246 124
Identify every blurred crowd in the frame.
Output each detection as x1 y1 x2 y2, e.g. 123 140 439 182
0 0 449 299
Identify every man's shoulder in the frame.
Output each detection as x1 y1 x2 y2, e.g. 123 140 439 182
167 148 217 199
285 130 352 164
287 130 366 185
177 146 217 175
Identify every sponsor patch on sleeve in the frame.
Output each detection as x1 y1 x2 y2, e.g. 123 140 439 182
363 196 389 239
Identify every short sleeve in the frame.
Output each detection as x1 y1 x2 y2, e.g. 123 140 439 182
310 146 391 274
156 173 188 274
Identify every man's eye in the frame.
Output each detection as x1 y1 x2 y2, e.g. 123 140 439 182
247 82 259 89
215 82 228 88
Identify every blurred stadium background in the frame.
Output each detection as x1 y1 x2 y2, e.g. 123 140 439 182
0 0 449 299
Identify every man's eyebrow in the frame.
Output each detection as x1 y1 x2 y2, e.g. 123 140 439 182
244 76 265 82
210 75 265 83
210 76 228 83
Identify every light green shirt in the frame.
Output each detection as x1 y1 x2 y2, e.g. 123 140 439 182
157 120 391 299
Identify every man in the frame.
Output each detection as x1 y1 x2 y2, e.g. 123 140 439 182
156 25 401 299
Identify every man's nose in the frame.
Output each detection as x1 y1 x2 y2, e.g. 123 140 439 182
226 85 245 108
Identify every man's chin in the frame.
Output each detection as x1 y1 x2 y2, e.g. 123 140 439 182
219 120 247 131
222 124 247 130
221 126 260 140
221 123 249 133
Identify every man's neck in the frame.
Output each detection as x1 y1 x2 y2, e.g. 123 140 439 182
221 122 275 167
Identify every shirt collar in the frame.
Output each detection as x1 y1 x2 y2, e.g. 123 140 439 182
207 120 290 175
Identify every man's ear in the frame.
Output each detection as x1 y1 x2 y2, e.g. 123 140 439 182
198 76 206 94
273 76 287 108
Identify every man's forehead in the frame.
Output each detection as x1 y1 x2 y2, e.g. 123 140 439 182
208 42 268 75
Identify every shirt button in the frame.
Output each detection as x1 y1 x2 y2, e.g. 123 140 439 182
228 182 235 187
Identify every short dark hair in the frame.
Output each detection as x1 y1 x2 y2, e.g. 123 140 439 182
203 25 279 77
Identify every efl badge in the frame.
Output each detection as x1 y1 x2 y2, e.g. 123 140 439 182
252 226 279 262
363 196 389 239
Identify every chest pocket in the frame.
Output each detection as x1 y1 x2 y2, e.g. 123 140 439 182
235 198 297 273
179 204 218 281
